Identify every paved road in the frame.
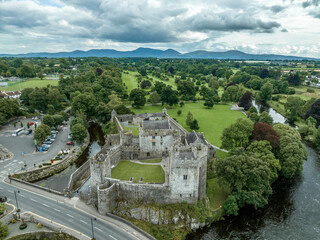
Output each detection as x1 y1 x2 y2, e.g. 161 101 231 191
0 180 137 240
0 120 150 240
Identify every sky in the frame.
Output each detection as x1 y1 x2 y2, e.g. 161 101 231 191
0 0 319 57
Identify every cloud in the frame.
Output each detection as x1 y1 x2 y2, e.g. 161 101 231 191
270 5 286 13
185 10 281 33
302 0 320 8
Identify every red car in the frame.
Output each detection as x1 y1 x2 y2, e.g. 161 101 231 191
29 122 34 126
66 142 74 145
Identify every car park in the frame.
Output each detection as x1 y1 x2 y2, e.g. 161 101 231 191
25 129 32 135
0 195 7 202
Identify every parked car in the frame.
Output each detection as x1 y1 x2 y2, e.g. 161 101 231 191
49 134 56 139
43 141 52 145
51 130 58 135
45 138 54 143
25 129 32 135
29 122 34 126
41 144 50 151
66 142 74 146
32 117 39 120
68 133 72 139
0 195 7 202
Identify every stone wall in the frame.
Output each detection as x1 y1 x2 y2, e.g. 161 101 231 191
106 178 171 204
105 134 120 147
114 116 123 132
167 115 188 135
97 181 116 214
68 159 90 191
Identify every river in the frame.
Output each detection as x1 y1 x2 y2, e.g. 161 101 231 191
188 101 320 240
34 124 105 192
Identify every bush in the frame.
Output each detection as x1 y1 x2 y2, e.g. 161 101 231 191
43 163 51 166
177 110 182 116
19 223 28 230
11 218 16 224
287 88 296 95
272 95 281 101
37 223 42 229
307 88 315 93
0 204 5 215
39 165 42 168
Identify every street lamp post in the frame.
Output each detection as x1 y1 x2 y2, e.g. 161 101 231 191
14 190 20 210
91 218 97 240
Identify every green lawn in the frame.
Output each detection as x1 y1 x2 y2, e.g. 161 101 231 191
121 123 140 135
216 149 229 159
122 71 139 93
111 161 165 183
132 102 245 147
140 159 162 163
0 79 59 91
206 178 228 210
151 74 177 89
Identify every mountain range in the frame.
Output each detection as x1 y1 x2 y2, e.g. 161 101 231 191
0 47 318 61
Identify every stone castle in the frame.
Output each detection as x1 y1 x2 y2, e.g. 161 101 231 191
90 108 216 215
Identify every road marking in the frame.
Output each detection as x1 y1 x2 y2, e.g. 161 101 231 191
109 235 118 240
42 203 50 207
54 208 61 212
30 198 37 202
13 160 18 162
67 214 74 218
94 227 103 232
8 190 13 193
20 194 25 197
80 220 88 225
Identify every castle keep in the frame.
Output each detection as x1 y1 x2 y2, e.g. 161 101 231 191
90 108 216 214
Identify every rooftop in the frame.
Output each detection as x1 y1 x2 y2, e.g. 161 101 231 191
142 119 170 130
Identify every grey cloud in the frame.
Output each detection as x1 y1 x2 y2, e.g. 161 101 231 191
281 28 288 32
270 5 286 13
310 9 320 18
185 11 281 33
302 0 319 7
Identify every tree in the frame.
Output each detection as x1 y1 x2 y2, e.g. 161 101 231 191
95 102 111 123
259 82 273 103
247 141 281 183
190 119 200 130
186 111 193 126
216 150 272 216
138 67 147 77
177 110 182 116
179 102 185 108
305 98 320 127
258 111 273 125
53 114 64 126
43 115 54 127
167 93 179 107
285 96 305 123
106 92 122 110
71 123 87 144
221 118 254 150
38 70 45 80
17 64 35 78
0 221 8 239
140 80 151 89
160 86 178 106
287 72 301 86
71 92 98 117
129 88 146 108
177 81 196 100
34 124 51 144
70 117 85 129
149 92 161 105
251 122 280 152
238 91 252 110
274 123 308 178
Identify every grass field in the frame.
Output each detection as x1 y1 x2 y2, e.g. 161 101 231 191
206 178 228 210
132 102 245 147
0 79 59 91
111 161 165 183
121 123 140 135
122 72 139 93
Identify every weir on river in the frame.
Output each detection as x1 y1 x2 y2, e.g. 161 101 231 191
188 100 320 239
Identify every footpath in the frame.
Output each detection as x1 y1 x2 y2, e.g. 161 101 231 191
4 177 154 240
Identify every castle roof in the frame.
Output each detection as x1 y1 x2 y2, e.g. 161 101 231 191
179 151 194 160
136 112 164 119
186 131 204 144
142 119 170 130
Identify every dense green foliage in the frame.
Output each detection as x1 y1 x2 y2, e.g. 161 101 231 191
0 98 21 125
34 124 51 144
